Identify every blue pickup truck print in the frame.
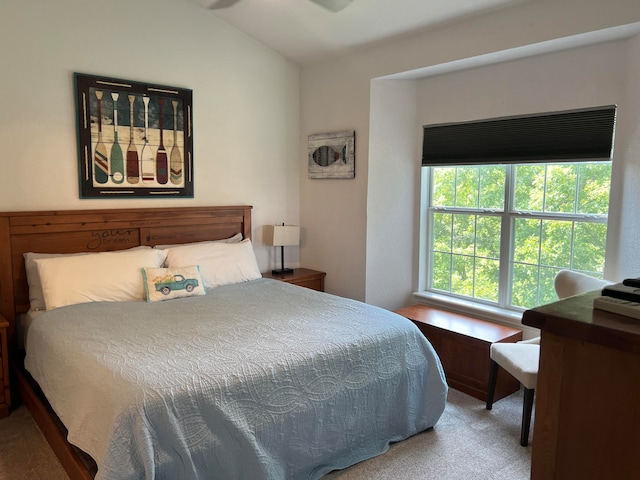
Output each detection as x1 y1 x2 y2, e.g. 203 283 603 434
154 274 199 295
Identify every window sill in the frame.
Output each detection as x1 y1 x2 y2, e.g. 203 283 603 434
412 291 540 338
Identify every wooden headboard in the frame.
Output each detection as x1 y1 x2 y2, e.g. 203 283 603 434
0 205 252 349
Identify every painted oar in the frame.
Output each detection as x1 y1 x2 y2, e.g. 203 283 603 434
156 98 168 184
141 96 155 184
110 92 125 184
93 91 109 184
126 95 139 184
170 100 182 185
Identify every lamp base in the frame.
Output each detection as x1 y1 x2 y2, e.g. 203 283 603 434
272 268 294 275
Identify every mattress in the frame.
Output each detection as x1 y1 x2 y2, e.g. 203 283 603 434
25 279 447 480
17 309 44 350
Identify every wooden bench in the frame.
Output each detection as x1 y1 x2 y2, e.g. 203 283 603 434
395 304 522 402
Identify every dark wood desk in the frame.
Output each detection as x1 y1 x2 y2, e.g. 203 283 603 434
522 291 640 480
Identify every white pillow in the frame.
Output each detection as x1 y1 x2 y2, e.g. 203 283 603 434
35 248 168 310
154 233 243 250
24 246 150 311
25 251 88 311
164 238 261 289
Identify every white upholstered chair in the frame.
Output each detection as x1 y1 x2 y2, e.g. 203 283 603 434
553 269 612 300
486 337 540 446
486 269 611 446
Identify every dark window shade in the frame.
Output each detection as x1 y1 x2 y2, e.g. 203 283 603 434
422 105 616 166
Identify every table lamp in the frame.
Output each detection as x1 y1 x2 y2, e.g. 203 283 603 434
264 224 300 275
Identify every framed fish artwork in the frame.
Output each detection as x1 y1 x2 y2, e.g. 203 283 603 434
308 130 355 179
74 73 193 198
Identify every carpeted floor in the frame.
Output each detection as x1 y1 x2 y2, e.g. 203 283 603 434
0 403 69 480
0 388 531 479
327 388 532 480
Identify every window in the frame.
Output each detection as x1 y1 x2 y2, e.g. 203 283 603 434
422 106 616 310
427 162 611 310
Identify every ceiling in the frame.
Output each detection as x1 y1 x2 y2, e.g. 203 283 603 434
192 0 529 65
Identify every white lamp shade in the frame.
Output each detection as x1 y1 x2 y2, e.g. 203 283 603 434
264 225 300 247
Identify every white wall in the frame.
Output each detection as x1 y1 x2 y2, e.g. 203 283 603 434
614 34 640 280
300 64 372 300
0 0 300 271
367 80 419 310
300 0 640 306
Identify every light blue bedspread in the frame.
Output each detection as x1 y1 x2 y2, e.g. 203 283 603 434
25 279 447 480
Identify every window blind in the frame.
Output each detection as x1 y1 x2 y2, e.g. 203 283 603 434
422 105 616 166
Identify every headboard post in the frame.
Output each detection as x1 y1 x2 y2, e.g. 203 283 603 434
0 215 16 336
242 206 252 242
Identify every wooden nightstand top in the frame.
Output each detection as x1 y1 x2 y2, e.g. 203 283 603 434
262 268 326 292
262 268 324 281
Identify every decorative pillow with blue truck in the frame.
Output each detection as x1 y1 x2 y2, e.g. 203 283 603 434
142 265 205 302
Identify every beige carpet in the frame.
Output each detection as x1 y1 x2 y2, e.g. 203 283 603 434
0 388 531 479
0 404 68 480
327 388 532 480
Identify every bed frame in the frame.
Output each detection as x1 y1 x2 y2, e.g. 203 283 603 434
0 205 252 480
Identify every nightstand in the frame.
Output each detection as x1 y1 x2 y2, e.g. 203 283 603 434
0 316 10 417
262 268 326 292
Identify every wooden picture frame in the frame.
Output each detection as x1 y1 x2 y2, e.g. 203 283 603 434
308 130 355 179
74 73 193 198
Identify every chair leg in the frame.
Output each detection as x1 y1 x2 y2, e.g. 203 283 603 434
520 387 535 446
486 360 499 410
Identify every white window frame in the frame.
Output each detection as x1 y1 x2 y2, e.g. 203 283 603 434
419 162 610 315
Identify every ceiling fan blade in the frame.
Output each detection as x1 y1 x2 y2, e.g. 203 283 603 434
191 0 242 9
309 0 353 12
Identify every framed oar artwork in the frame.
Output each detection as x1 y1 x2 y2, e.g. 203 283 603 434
74 73 193 198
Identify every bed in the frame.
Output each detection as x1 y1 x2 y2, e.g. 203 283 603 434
0 206 447 480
